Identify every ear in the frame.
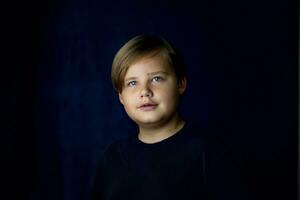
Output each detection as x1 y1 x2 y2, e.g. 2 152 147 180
118 92 124 105
178 76 187 95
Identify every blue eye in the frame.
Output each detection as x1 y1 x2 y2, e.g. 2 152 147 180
152 76 163 82
127 81 137 87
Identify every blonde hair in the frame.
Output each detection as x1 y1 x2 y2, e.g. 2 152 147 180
111 35 186 92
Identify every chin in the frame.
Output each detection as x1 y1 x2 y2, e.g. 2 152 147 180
138 113 180 128
134 116 163 126
138 119 161 125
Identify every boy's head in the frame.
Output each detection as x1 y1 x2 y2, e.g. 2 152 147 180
111 35 187 128
111 35 186 93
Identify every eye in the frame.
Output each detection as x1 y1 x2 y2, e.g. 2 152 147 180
127 80 137 87
152 76 163 82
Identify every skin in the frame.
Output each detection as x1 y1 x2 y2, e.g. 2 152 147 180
118 54 187 144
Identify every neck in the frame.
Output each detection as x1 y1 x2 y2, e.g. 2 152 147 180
137 114 185 144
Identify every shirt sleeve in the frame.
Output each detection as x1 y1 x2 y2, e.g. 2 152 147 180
91 155 107 200
205 145 249 200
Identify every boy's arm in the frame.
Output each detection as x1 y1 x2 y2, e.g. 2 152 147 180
91 155 107 200
205 145 249 200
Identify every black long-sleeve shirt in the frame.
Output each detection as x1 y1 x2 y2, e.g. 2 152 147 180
92 123 247 200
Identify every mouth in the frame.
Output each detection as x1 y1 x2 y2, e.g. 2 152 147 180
138 103 158 111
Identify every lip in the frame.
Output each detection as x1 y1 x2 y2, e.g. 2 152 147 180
138 103 158 111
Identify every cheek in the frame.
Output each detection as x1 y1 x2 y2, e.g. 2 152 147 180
158 87 178 104
122 93 137 108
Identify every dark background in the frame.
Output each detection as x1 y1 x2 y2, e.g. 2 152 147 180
2 0 297 199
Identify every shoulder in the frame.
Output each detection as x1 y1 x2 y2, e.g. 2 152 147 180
92 138 131 199
181 121 212 149
184 122 239 172
102 135 135 164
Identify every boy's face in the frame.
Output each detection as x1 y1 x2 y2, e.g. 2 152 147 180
118 54 186 128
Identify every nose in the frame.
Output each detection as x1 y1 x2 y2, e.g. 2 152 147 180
140 84 153 98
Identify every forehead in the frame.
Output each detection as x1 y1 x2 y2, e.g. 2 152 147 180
124 55 173 78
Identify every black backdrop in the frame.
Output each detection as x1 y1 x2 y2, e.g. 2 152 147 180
2 0 297 200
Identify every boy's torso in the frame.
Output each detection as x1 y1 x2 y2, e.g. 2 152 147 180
101 124 208 200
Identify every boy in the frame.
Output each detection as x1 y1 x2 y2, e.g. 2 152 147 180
92 35 246 200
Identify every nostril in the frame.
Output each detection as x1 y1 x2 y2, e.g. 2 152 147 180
141 91 152 98
141 93 149 97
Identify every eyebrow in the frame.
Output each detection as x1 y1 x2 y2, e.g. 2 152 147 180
147 71 169 76
124 71 169 82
